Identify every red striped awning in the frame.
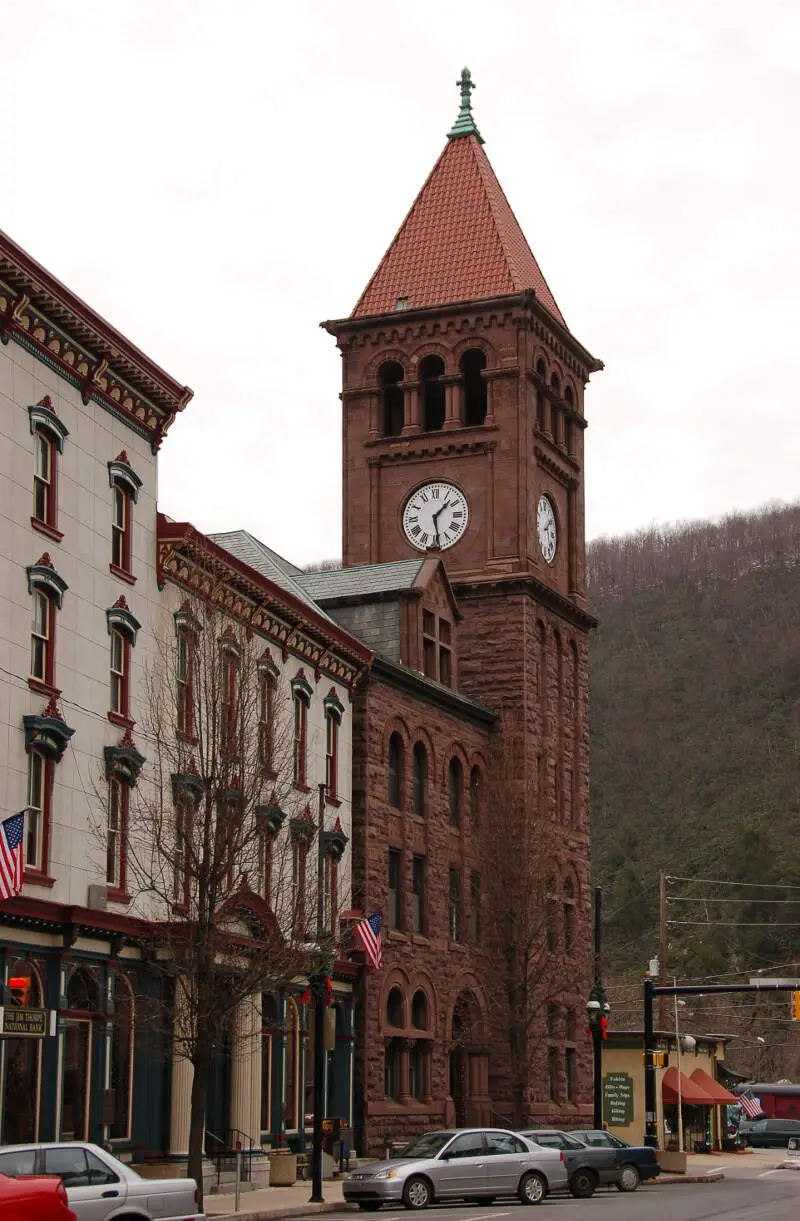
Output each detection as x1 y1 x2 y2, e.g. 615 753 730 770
662 1067 715 1105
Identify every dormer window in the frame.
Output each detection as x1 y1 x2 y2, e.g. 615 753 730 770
422 610 454 687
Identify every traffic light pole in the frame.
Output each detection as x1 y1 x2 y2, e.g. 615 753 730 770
643 979 799 1147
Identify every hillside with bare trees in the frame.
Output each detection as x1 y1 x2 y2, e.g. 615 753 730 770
588 502 800 1073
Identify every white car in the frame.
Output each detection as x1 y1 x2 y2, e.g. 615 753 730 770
0 1142 204 1221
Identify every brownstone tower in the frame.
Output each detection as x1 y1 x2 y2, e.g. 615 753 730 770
324 69 602 1124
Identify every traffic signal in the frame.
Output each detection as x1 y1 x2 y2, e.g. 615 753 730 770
9 976 31 1006
791 991 800 1022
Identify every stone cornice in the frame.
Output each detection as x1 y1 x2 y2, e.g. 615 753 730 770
534 443 580 487
452 572 597 632
0 231 192 450
365 428 497 464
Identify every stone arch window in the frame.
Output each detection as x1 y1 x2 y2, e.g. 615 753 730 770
387 733 404 809
2 961 43 1142
411 989 428 1030
386 986 404 1028
550 373 562 447
469 765 482 828
110 974 134 1139
563 876 576 954
448 756 463 827
564 385 575 455
420 355 446 431
384 1038 401 1100
535 359 547 430
412 742 427 818
460 349 487 426
284 998 301 1131
379 361 405 437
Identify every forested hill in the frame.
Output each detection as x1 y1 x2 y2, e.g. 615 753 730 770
588 502 800 1001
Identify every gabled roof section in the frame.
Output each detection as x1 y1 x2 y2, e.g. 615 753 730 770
299 559 426 604
209 530 322 618
351 71 566 326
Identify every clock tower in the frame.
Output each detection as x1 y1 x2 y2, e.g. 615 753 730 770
322 70 603 1131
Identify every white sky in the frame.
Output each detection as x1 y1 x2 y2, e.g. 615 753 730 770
3 0 798 565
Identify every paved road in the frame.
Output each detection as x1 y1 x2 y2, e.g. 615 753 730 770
313 1165 800 1221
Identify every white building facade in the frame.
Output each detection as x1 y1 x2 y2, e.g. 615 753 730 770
0 231 370 1167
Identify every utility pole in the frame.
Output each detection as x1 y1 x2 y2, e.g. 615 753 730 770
309 781 328 1205
658 871 667 1032
586 886 608 1130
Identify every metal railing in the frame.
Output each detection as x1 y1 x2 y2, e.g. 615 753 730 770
205 1127 256 1186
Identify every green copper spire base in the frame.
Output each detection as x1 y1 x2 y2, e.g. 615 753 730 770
447 66 484 144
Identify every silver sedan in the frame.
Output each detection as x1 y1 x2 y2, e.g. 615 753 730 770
342 1128 567 1210
0 1142 204 1220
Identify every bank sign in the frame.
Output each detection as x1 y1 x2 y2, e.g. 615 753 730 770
0 1007 56 1037
603 1072 634 1127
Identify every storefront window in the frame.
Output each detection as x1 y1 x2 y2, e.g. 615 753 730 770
62 968 99 1141
1 964 42 1143
110 976 134 1139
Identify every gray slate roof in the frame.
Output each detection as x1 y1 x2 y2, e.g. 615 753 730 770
298 559 425 603
210 530 332 621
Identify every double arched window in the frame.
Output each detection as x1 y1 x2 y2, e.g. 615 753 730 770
377 349 490 434
388 734 404 809
448 757 463 827
461 349 487 425
380 362 405 437
412 743 427 818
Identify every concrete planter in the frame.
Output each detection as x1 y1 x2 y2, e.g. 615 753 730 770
658 1150 688 1173
269 1151 297 1186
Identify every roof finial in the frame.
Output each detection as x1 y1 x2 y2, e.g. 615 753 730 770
447 67 484 144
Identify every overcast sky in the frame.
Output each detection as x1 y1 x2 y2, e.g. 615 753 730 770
4 0 798 565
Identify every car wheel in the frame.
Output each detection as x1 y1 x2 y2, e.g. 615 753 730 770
403 1175 432 1210
616 1164 640 1192
569 1168 598 1198
518 1171 546 1205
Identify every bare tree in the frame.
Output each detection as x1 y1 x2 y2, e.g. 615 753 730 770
480 726 582 1127
120 591 338 1203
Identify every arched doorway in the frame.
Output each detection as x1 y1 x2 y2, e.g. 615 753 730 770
449 990 491 1128
2 963 43 1142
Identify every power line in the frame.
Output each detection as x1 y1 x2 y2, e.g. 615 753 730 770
668 896 800 905
667 920 800 928
667 875 800 891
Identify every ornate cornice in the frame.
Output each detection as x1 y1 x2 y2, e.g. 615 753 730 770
157 515 373 692
321 817 348 861
0 232 192 450
23 697 76 762
365 432 497 464
255 794 287 837
27 552 68 608
106 595 141 643
534 444 580 488
323 687 345 724
104 729 146 786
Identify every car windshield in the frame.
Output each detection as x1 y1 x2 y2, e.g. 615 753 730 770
397 1132 455 1159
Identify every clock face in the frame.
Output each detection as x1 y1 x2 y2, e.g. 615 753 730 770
537 495 557 564
402 482 469 551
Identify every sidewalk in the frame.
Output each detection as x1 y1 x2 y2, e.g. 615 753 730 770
205 1179 347 1219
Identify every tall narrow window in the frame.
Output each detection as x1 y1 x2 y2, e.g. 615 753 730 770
388 849 402 929
422 610 437 679
30 589 52 685
564 877 576 954
448 757 463 827
293 689 308 786
379 361 405 437
106 779 126 892
325 711 338 797
26 750 46 873
460 349 488 426
439 619 452 687
111 484 129 572
420 355 446 431
565 1047 575 1102
412 855 425 934
448 868 461 942
548 1047 558 1102
33 428 55 527
284 1000 300 1131
387 733 403 809
109 628 128 718
176 630 194 736
469 766 481 828
412 743 427 818
259 669 276 771
173 795 194 910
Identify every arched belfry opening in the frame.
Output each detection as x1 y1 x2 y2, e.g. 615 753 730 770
379 361 405 437
461 349 487 426
420 355 446 431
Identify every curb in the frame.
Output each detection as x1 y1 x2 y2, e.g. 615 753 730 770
208 1204 349 1221
643 1171 725 1186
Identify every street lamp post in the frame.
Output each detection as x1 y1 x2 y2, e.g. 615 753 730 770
586 984 610 1129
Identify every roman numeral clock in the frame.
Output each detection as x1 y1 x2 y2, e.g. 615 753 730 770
402 482 469 551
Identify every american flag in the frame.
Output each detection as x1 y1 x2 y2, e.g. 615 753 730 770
739 1090 766 1120
0 812 25 901
353 912 382 970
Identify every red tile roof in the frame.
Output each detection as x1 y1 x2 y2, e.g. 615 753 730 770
352 133 566 327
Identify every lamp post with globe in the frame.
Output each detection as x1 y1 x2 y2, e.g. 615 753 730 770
586 984 610 1129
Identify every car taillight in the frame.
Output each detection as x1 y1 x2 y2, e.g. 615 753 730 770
194 1186 200 1202
56 1181 69 1205
559 1150 564 1161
